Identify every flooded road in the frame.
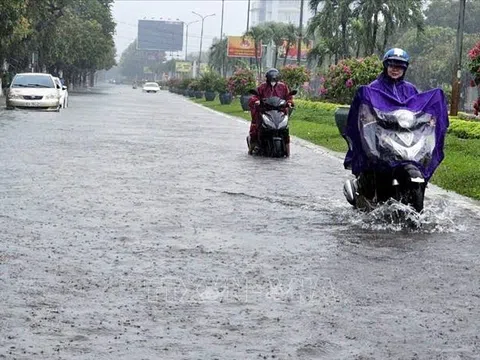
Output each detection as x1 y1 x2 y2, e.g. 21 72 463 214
0 86 479 359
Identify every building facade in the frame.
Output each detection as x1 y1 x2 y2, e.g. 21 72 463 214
250 0 302 27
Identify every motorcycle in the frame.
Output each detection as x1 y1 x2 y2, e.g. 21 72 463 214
341 87 449 213
246 89 297 158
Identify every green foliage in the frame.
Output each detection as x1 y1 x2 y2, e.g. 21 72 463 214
307 0 424 59
179 78 192 90
394 26 478 91
199 71 222 92
425 0 480 35
227 68 256 96
1 0 116 84
208 38 244 75
295 99 343 112
188 80 201 91
215 77 228 93
321 55 383 104
449 119 480 139
279 65 310 90
119 40 166 79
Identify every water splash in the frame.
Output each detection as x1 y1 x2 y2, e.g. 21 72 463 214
346 198 466 233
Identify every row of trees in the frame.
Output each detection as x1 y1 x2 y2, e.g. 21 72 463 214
0 0 116 88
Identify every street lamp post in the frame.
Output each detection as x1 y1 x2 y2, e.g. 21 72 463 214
297 0 305 65
184 20 199 61
192 11 215 77
220 0 226 77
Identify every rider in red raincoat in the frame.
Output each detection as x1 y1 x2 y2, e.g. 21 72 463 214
248 69 294 156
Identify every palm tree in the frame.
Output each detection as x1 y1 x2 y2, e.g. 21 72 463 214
282 23 298 67
356 0 424 55
244 24 273 78
208 37 243 76
265 22 289 68
307 0 353 60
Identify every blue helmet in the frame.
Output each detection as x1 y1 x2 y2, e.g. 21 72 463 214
383 48 410 69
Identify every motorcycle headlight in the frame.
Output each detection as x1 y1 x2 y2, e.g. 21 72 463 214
262 114 275 128
392 109 416 129
278 116 289 129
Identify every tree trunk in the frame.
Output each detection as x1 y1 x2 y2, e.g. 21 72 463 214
89 72 95 87
274 46 278 68
341 22 348 59
283 42 291 67
254 42 260 81
371 12 379 55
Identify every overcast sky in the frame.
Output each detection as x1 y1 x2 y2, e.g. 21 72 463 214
112 0 252 59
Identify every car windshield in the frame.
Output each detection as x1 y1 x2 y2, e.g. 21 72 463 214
145 83 158 87
12 75 55 88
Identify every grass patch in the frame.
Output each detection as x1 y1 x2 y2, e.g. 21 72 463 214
192 96 480 200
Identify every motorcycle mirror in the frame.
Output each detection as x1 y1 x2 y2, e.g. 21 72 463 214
289 90 298 96
248 89 259 96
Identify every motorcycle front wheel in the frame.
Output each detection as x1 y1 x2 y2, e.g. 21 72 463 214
273 139 284 157
404 183 425 213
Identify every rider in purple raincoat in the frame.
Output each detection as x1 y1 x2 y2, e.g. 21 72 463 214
342 48 449 206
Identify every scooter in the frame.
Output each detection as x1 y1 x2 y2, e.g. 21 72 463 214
246 89 297 158
342 96 448 213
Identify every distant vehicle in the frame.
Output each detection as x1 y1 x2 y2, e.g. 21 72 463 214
6 73 61 111
53 77 69 108
142 82 160 93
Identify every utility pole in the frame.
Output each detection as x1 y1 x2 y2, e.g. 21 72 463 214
450 0 466 116
246 0 251 32
220 0 225 77
247 0 252 67
192 11 216 77
297 0 305 65
220 0 225 40
184 20 199 61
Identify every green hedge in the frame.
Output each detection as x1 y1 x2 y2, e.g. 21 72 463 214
295 99 344 112
448 119 480 139
295 99 480 139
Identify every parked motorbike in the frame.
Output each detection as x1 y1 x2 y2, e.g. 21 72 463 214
246 89 297 158
341 87 449 213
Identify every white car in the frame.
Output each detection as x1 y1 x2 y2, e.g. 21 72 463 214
142 82 160 93
6 73 61 111
53 77 68 108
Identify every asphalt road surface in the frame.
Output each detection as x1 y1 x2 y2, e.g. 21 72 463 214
0 85 479 360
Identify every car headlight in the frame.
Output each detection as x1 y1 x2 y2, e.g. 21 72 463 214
46 94 58 99
8 93 21 99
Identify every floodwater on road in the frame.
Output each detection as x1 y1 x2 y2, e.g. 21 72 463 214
0 85 479 359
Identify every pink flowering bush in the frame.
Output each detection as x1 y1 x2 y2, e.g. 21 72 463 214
279 65 310 90
320 55 382 104
227 67 256 96
468 41 480 115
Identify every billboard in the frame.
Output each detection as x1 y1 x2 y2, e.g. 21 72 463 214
278 40 312 60
175 61 192 73
227 36 262 58
137 20 184 51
